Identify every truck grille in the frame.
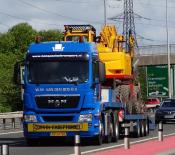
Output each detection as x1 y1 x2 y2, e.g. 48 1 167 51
35 95 80 109
42 116 73 122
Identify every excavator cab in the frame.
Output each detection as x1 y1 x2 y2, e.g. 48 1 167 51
64 25 96 42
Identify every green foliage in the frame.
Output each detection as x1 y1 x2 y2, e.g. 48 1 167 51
0 33 16 54
138 67 147 101
0 53 21 112
8 23 37 54
0 23 63 112
38 29 63 41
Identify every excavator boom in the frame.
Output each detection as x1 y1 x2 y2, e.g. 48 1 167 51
64 24 133 80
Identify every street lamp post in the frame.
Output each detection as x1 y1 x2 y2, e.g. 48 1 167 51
166 0 171 98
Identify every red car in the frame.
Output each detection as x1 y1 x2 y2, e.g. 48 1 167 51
145 98 160 108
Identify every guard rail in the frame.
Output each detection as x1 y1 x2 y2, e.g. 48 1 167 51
0 111 23 130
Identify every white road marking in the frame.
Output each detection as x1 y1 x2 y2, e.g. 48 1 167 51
69 132 175 155
0 130 23 136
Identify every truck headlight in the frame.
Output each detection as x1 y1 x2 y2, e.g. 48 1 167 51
24 115 37 123
78 114 92 123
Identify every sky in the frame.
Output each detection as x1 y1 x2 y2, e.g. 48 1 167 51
0 0 175 46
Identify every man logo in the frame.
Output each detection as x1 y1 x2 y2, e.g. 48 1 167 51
48 99 67 107
52 44 65 52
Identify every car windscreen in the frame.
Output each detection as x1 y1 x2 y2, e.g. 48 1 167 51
161 100 175 107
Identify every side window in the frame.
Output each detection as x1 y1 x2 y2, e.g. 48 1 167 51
93 61 99 82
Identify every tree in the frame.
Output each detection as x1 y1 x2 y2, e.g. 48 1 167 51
0 23 37 112
8 23 37 55
138 67 147 101
0 53 21 112
0 23 64 112
38 29 63 42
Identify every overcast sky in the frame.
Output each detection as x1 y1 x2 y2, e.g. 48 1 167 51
0 0 175 46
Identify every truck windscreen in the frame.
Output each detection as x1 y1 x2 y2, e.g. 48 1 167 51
27 54 89 84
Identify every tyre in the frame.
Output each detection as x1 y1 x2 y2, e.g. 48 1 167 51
134 121 141 138
112 113 119 142
104 135 112 143
140 121 145 137
93 122 103 145
104 114 113 143
93 134 103 145
145 120 149 136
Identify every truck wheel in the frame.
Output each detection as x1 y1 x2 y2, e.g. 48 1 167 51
93 134 103 145
93 122 103 145
104 133 112 143
104 116 113 143
112 114 119 142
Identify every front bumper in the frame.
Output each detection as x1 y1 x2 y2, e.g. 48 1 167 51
155 114 175 122
23 122 101 139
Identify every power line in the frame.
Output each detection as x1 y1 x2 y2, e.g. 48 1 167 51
0 11 66 28
0 11 26 21
0 23 10 28
17 0 104 24
113 19 175 29
135 0 175 9
55 0 102 3
55 0 102 4
55 0 89 4
136 33 165 42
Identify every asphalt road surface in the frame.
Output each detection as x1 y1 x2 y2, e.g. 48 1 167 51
0 123 175 155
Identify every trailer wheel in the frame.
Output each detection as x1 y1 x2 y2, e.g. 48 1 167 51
145 120 149 136
112 113 119 142
134 121 141 138
141 121 145 137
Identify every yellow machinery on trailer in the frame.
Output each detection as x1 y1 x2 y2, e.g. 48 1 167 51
64 24 134 81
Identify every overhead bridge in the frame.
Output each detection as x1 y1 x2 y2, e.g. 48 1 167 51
135 44 175 66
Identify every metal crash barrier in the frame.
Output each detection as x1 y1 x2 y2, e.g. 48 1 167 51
0 111 23 130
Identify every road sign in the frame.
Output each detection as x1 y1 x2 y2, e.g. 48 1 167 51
146 65 168 97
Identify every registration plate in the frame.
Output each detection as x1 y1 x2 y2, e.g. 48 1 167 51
164 115 174 119
50 132 66 137
28 123 88 132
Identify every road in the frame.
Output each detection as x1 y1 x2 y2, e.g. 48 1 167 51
0 123 175 155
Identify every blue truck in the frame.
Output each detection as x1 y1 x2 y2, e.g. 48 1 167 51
15 37 154 145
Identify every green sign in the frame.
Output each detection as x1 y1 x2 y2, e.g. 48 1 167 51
146 65 168 97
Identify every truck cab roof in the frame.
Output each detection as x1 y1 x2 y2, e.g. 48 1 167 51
28 41 97 55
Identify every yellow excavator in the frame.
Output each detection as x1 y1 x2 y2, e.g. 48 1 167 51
64 24 134 81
